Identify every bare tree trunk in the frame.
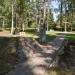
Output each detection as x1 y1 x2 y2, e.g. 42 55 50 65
65 1 67 32
71 2 73 32
43 1 46 41
60 0 63 31
39 20 46 42
64 23 67 32
2 17 5 31
11 4 14 35
22 22 25 31
47 8 49 31
39 1 46 42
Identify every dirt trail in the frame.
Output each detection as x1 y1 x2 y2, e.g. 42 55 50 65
7 33 66 75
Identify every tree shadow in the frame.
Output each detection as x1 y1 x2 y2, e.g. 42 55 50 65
17 38 58 70
0 37 18 75
0 37 35 75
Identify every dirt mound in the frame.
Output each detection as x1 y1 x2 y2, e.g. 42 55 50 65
58 40 75 71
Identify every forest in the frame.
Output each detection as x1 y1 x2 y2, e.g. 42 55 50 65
0 0 75 75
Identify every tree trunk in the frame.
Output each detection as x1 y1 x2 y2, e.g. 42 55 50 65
64 23 67 32
60 0 63 31
2 17 5 31
11 4 14 35
71 2 73 31
47 8 49 31
65 1 67 32
39 1 46 43
39 20 46 42
22 22 25 31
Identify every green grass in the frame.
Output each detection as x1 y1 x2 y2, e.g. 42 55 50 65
46 31 58 42
25 32 39 39
26 31 58 45
16 31 58 42
13 31 39 39
66 34 75 40
13 31 58 44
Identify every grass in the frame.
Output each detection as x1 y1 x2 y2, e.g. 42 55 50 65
46 31 58 42
23 31 59 45
66 34 75 40
16 31 58 42
0 30 59 42
24 31 39 39
13 31 39 39
13 31 58 45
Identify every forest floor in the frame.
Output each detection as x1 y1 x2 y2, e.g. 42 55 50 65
0 31 75 75
0 31 58 75
0 37 19 75
0 31 11 37
6 33 66 75
50 40 75 75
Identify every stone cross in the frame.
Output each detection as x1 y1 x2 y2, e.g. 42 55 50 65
63 21 69 32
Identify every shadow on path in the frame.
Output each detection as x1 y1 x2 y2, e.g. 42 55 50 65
7 33 66 75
